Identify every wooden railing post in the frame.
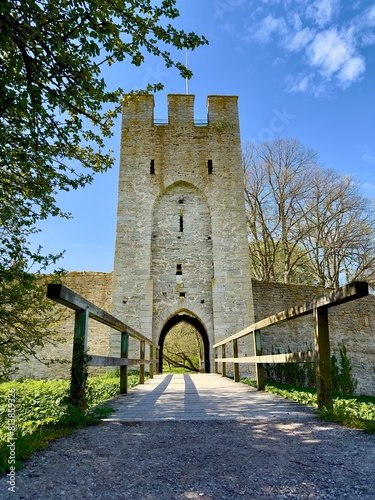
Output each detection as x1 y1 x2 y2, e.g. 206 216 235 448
149 346 154 379
253 330 265 391
139 340 145 384
70 308 89 408
214 347 218 374
221 344 226 378
120 331 129 394
314 306 333 410
233 339 240 382
47 284 160 393
155 347 160 375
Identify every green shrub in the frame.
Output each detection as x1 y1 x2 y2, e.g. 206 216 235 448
305 362 316 388
0 372 142 474
331 353 340 391
335 345 358 395
264 343 358 395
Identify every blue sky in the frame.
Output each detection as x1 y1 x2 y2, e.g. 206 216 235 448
34 0 375 273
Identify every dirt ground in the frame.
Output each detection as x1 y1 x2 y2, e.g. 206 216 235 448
2 413 375 499
2 375 375 499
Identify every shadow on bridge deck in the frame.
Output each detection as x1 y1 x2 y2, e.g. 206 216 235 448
105 373 315 422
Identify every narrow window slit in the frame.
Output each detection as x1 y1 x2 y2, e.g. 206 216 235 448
176 264 182 275
150 159 155 174
208 159 213 174
179 215 183 232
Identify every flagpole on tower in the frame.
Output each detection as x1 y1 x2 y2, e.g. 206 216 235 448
185 47 189 95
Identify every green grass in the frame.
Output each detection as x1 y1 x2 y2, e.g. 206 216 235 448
162 365 195 374
241 378 375 433
0 371 142 474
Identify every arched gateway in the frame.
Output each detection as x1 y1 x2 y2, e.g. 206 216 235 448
110 94 254 369
158 312 210 374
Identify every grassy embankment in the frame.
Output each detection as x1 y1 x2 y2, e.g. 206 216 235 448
0 371 141 474
241 378 375 433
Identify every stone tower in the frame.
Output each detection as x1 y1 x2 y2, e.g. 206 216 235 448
111 94 254 371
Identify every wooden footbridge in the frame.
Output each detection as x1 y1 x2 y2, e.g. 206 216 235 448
104 373 315 422
47 281 369 414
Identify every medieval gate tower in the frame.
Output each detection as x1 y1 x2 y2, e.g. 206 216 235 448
111 94 254 371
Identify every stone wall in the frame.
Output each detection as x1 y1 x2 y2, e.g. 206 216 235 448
16 273 375 395
14 272 113 380
252 281 375 395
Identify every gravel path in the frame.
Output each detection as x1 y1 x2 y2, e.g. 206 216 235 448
1 374 374 499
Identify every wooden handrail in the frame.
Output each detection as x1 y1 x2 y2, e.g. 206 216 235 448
213 282 368 348
47 284 159 407
213 282 369 410
47 284 155 345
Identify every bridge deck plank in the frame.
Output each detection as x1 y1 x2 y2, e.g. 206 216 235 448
105 373 315 422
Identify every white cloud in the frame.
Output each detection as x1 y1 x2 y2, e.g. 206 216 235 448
306 0 340 27
315 0 340 26
288 12 303 31
285 72 328 96
287 74 311 92
220 0 375 93
303 26 367 87
360 4 375 27
252 15 286 44
360 180 375 198
307 28 353 77
220 21 238 36
213 0 248 20
358 146 375 165
337 55 365 87
350 4 375 45
361 32 375 45
284 26 316 51
272 56 285 66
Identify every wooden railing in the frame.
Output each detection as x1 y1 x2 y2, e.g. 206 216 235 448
213 282 369 410
47 284 159 407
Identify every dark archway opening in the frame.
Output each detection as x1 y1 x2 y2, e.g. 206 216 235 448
159 314 210 373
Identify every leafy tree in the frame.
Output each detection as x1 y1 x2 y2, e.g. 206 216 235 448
163 321 204 372
1 0 207 266
0 266 66 380
0 0 207 374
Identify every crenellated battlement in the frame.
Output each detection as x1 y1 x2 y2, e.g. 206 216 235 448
167 94 194 126
122 93 239 131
